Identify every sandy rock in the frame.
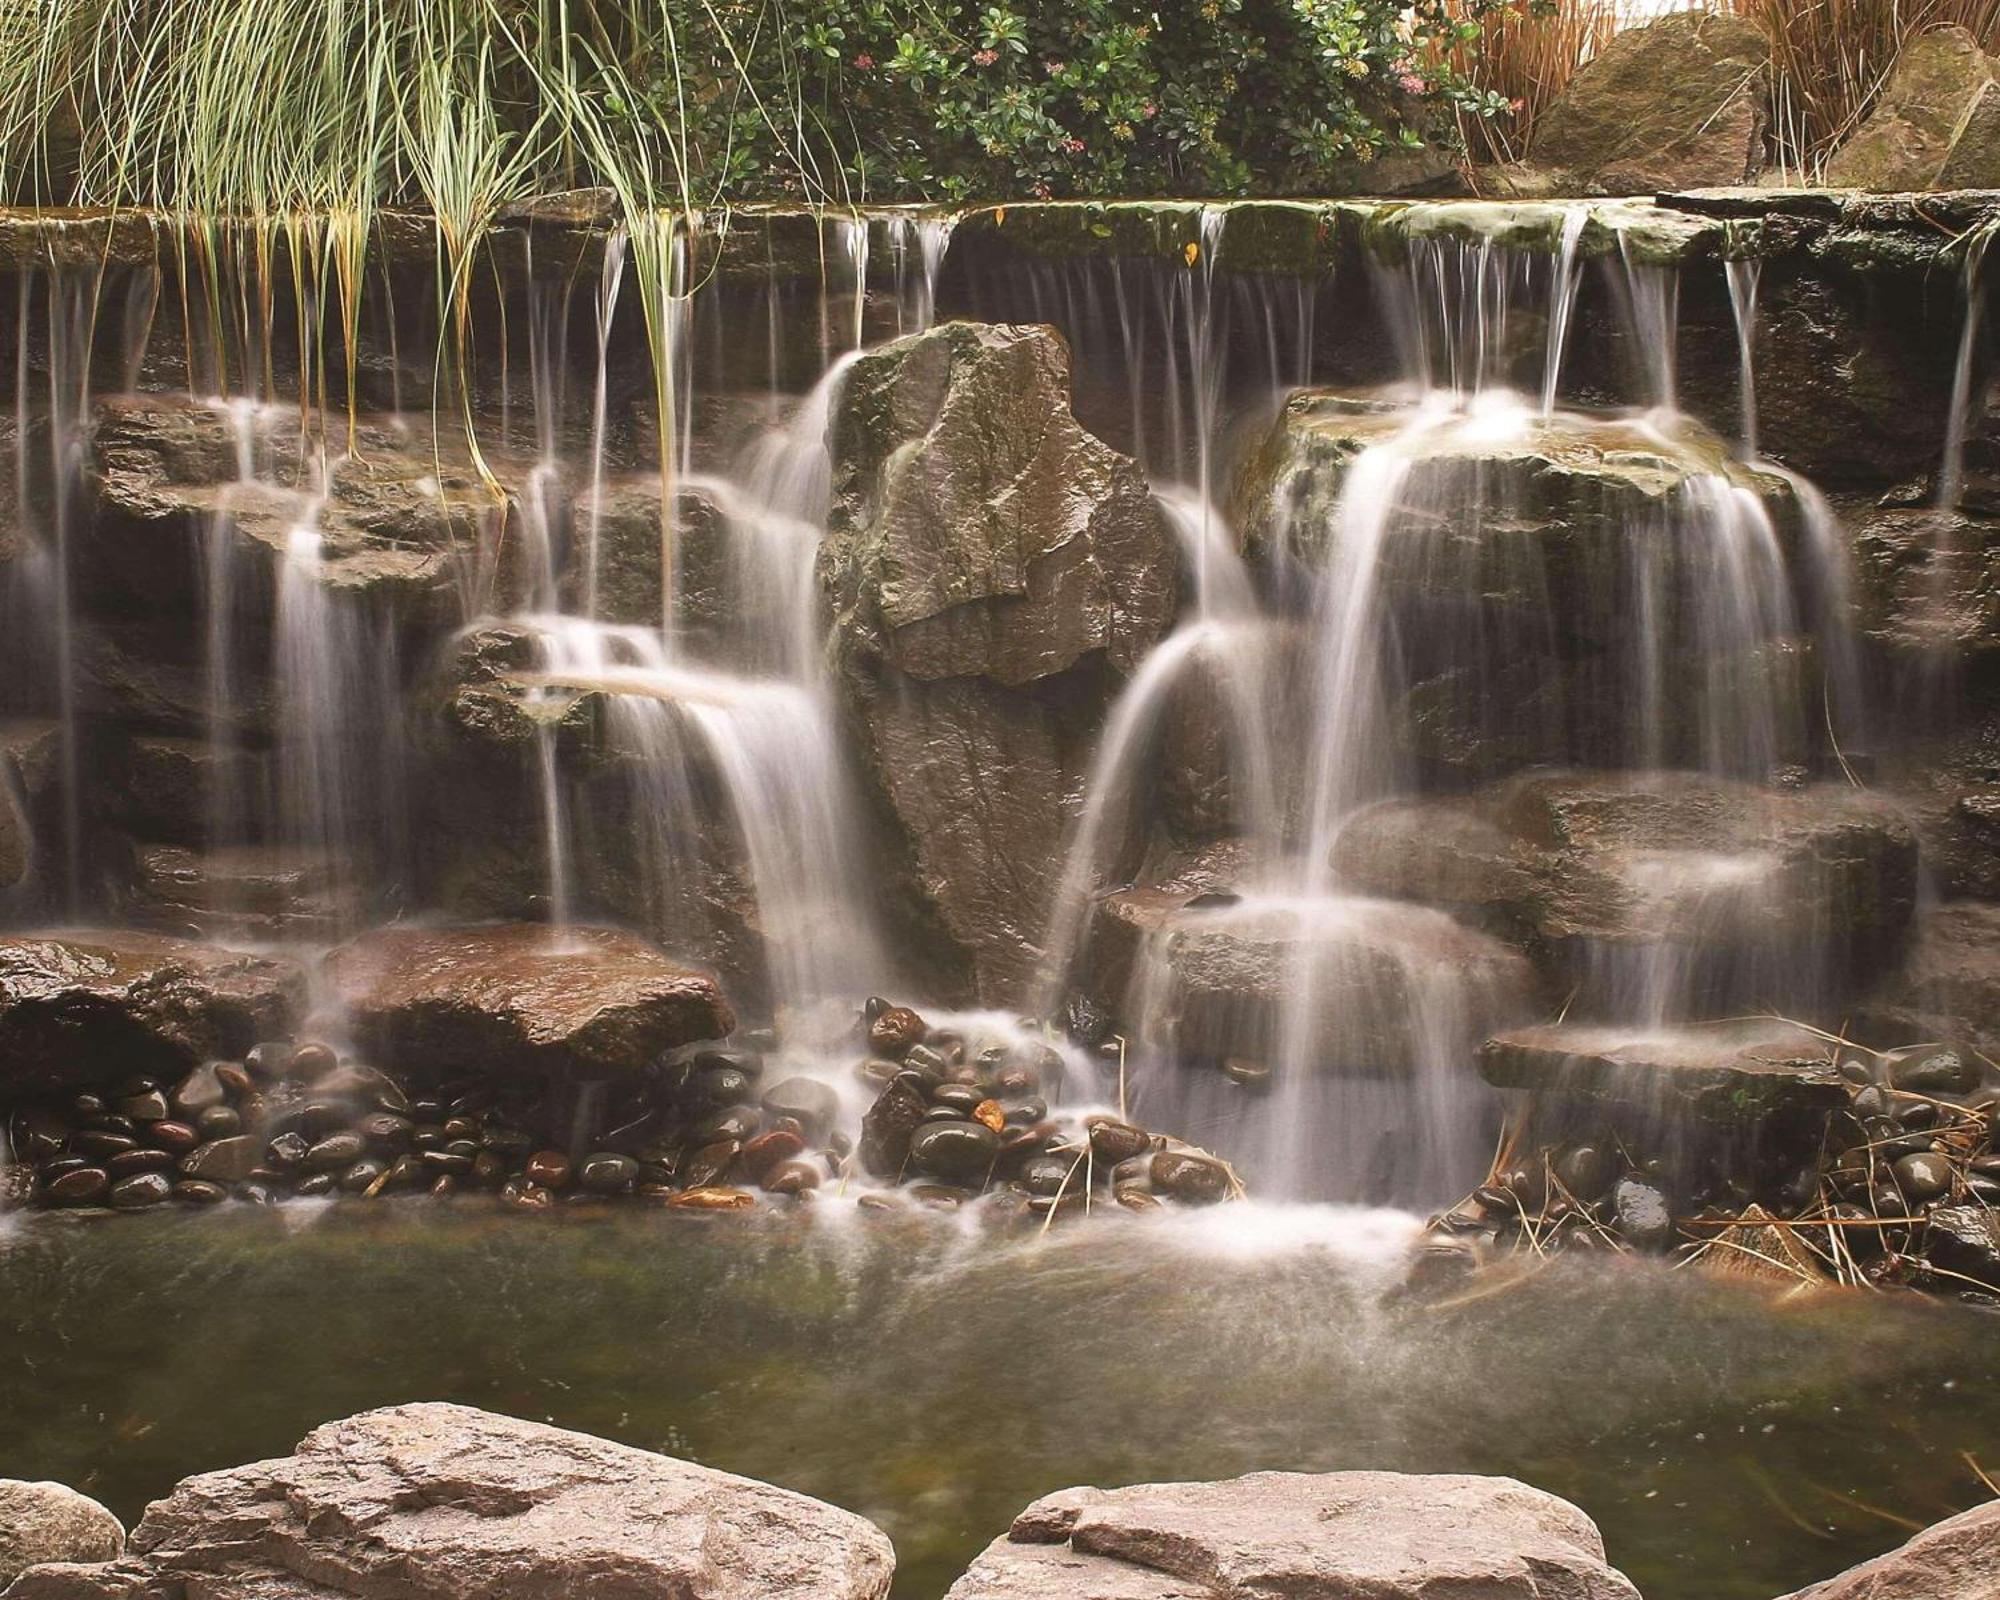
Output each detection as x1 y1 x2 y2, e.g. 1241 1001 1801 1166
3 1403 892 1600
0 1481 124 1590
945 1470 1639 1600
1776 1498 2000 1599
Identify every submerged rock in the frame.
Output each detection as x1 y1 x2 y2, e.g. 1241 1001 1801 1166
0 1481 124 1588
944 1470 1639 1600
1776 1497 2000 1598
3 1403 893 1600
0 931 305 1097
323 923 733 1078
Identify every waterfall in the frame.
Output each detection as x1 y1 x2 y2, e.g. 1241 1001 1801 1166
1726 256 1761 456
1938 224 1992 511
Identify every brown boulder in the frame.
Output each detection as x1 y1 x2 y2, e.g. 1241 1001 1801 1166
323 923 734 1078
1777 1498 2000 1599
0 930 306 1096
1827 28 2000 192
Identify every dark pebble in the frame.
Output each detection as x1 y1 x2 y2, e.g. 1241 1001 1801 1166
1150 1150 1231 1205
290 1042 338 1078
692 1107 760 1144
306 1133 366 1169
1087 1119 1151 1166
105 1148 175 1177
760 1077 840 1140
908 1120 1001 1187
115 1090 170 1123
172 1179 228 1205
69 1130 137 1159
524 1150 572 1189
578 1152 639 1194
150 1120 200 1154
47 1167 109 1205
867 1006 927 1056
1894 1151 1954 1201
762 1159 822 1195
108 1172 172 1209
1887 1047 1978 1095
294 1172 337 1197
742 1128 806 1180
214 1062 256 1097
181 1135 261 1184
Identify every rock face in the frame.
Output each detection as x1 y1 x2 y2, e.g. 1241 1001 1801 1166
944 1471 1639 1600
0 931 306 1096
1529 12 1770 193
3 1403 893 1600
1859 899 2000 1058
1333 772 1920 1012
1480 1020 1848 1123
823 321 1178 999
1095 862 1532 1071
1232 395 1816 779
1827 28 2000 192
0 1482 124 1589
323 923 734 1077
1777 1498 2000 1599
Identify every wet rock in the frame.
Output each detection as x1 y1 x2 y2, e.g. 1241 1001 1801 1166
167 1062 227 1118
1480 1022 1849 1125
0 1481 124 1588
762 1159 822 1196
1893 1152 1953 1202
1775 1497 2000 1599
577 1152 638 1195
46 1167 109 1206
1336 773 1919 1009
742 1128 806 1181
761 1077 841 1141
666 1186 759 1211
1530 11 1768 193
1095 853 1531 1070
1150 1150 1231 1206
908 1120 1001 1188
2 1403 893 1600
1887 1047 1979 1096
1926 1204 2000 1288
866 1005 927 1056
1826 27 2000 191
324 923 733 1078
523 1150 570 1189
178 1135 259 1185
172 1179 228 1205
824 321 1178 1002
107 1171 171 1208
944 1471 1638 1600
1860 901 2000 1061
1087 1120 1152 1166
859 1076 929 1178
0 931 306 1095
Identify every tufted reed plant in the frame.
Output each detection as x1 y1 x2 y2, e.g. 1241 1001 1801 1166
1723 0 2000 180
1431 0 1621 167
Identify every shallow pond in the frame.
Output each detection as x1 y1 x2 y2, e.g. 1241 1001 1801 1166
1 1201 1994 1598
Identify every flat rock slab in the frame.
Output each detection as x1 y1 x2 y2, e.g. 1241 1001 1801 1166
1777 1499 2000 1598
1480 1021 1847 1121
945 1471 1639 1600
323 923 734 1077
4 1402 892 1600
0 930 305 1096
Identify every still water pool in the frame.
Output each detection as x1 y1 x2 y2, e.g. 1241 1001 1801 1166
1 1201 1993 1597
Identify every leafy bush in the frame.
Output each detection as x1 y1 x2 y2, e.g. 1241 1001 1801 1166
2 0 1512 213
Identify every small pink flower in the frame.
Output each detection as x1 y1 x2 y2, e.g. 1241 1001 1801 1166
973 47 998 65
853 52 874 69
1045 59 1066 74
1398 73 1426 94
1062 136 1086 154
1141 101 1158 118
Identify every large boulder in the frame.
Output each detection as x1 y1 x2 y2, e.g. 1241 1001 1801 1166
3 1403 892 1600
0 1482 123 1589
0 930 306 1097
823 321 1174 686
1332 771 1920 1013
1777 1498 2000 1599
822 321 1178 1000
1827 27 2000 192
322 923 734 1078
944 1471 1639 1600
1529 11 1770 194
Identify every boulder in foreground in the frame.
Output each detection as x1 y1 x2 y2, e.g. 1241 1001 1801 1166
323 924 734 1078
1777 1497 2000 1599
4 1403 892 1600
0 930 306 1096
944 1470 1640 1600
0 1481 124 1589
